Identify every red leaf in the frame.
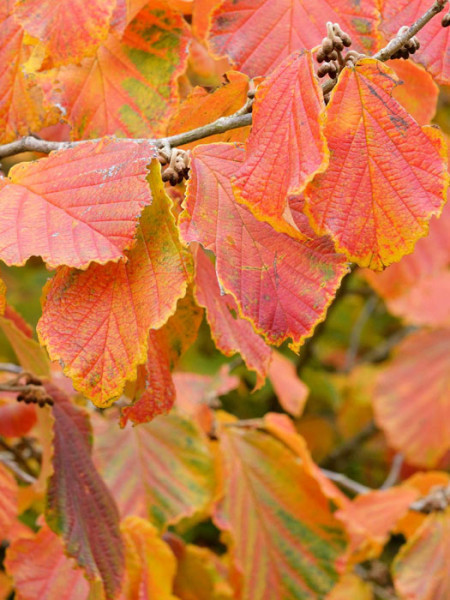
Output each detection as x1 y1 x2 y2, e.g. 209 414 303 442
119 330 176 427
13 0 114 66
374 329 450 467
389 59 439 125
5 524 90 600
93 410 217 530
194 248 271 384
232 51 327 232
38 163 191 407
380 0 450 85
182 143 348 350
0 401 37 438
305 59 448 270
0 138 156 269
46 382 124 599
208 0 381 77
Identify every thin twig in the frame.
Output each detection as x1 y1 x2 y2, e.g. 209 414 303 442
320 468 371 495
0 383 44 393
0 453 36 484
380 454 404 490
343 294 378 373
321 420 378 468
374 0 448 62
0 438 38 477
0 363 23 374
0 1 446 160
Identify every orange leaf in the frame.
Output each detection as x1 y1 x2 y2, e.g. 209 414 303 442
182 143 349 351
232 51 327 232
14 0 114 66
119 329 176 427
305 59 448 270
119 517 177 600
5 524 90 600
0 463 18 538
195 248 271 384
173 543 234 600
0 138 155 269
0 4 59 143
46 383 124 598
389 59 439 125
0 399 36 438
208 0 381 77
392 508 450 600
380 0 450 85
326 573 373 600
268 351 309 417
38 162 191 407
336 487 419 563
93 410 217 530
374 329 450 467
41 2 190 139
168 71 250 149
214 421 348 599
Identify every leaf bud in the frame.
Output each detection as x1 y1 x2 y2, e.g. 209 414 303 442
442 13 450 27
322 38 334 54
316 48 326 63
328 62 338 78
333 38 344 51
317 63 331 78
341 34 352 47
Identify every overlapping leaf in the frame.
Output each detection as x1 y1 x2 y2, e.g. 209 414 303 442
380 0 450 85
392 508 450 600
232 51 327 231
305 59 448 270
5 524 90 600
168 70 250 148
374 329 450 467
195 248 271 383
0 399 36 438
214 421 348 599
389 59 439 125
119 329 176 427
14 0 115 66
182 143 349 350
46 383 124 599
268 351 308 417
0 3 59 143
0 138 155 269
327 574 373 600
38 163 191 407
208 0 381 77
119 517 178 600
93 411 217 530
41 2 190 139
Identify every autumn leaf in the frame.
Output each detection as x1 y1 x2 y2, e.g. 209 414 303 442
195 247 272 384
46 383 124 599
374 329 450 467
5 524 90 600
232 51 327 233
119 329 176 427
214 420 348 599
40 2 190 139
38 162 191 407
305 59 448 270
13 0 115 66
392 508 450 600
167 70 250 148
268 351 309 417
0 399 37 438
0 138 156 269
389 59 439 125
119 517 178 600
380 0 450 85
326 574 373 600
182 143 349 351
93 410 217 530
0 3 59 143
0 463 18 538
208 0 381 77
